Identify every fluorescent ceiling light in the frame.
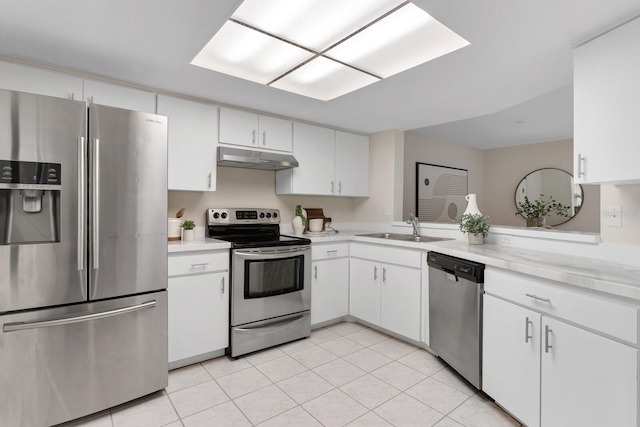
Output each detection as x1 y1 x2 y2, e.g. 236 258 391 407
191 1 469 100
271 57 379 101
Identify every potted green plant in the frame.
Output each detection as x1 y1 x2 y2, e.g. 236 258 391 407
456 213 491 245
292 205 307 235
181 219 196 241
515 194 570 227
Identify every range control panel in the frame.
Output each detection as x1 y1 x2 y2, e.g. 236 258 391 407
206 208 280 225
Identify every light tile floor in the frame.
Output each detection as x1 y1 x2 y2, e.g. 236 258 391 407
59 322 522 427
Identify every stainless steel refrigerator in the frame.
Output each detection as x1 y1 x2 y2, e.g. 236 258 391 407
0 89 168 427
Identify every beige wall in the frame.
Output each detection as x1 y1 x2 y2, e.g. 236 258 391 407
353 130 404 223
483 139 600 232
403 131 484 222
600 184 640 245
168 167 355 226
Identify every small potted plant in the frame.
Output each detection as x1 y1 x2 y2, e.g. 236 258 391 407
456 213 491 245
292 205 307 235
515 194 570 227
181 220 196 241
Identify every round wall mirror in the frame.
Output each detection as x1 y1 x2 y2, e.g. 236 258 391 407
514 168 584 226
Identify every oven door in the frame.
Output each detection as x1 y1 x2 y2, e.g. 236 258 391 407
231 245 310 326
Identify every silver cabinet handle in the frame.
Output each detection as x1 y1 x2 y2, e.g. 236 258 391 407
262 131 266 146
525 317 533 343
338 181 342 194
190 263 209 268
374 266 378 280
89 96 94 103
77 136 86 271
382 267 387 282
526 293 551 303
70 93 75 100
208 172 212 189
577 154 585 178
3 300 156 332
326 250 338 255
544 325 553 353
331 181 334 194
92 138 100 270
221 276 225 293
252 129 256 144
314 265 318 279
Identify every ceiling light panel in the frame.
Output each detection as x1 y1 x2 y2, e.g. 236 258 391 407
271 57 379 101
191 20 313 85
231 0 406 52
325 3 470 78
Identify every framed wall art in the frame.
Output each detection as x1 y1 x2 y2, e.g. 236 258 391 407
415 162 468 222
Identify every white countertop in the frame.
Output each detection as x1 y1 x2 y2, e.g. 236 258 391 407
167 231 640 301
168 238 231 253
310 232 640 301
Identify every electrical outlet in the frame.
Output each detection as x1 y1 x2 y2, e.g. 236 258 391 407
381 206 390 216
499 235 513 245
605 206 623 227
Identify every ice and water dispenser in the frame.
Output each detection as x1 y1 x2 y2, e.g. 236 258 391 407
0 160 61 244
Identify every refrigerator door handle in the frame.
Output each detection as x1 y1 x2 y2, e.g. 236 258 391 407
77 136 86 271
92 138 100 269
3 300 156 333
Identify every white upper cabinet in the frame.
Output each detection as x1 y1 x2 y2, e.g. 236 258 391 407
573 17 640 184
0 60 82 100
335 131 369 197
157 95 218 192
219 107 292 152
277 122 335 195
276 123 370 197
84 80 156 113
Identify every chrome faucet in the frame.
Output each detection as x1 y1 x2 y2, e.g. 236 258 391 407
407 213 420 237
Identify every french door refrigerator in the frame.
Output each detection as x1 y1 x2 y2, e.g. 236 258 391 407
0 89 168 427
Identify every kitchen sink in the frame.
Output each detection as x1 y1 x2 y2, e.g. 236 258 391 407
356 233 453 243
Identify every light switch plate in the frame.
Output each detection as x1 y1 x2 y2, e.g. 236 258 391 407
605 206 623 227
381 206 390 216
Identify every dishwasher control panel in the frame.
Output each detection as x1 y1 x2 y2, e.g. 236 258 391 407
427 252 484 283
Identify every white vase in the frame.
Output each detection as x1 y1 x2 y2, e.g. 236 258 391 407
463 194 482 216
168 218 182 241
183 229 195 242
468 233 483 245
292 216 305 235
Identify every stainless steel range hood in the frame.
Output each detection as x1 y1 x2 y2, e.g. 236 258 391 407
217 147 299 170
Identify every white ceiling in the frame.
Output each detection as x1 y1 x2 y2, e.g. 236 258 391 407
0 0 638 148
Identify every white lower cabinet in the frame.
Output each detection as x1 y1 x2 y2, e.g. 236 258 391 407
311 258 349 326
483 269 639 427
483 295 541 427
349 243 422 341
168 250 229 369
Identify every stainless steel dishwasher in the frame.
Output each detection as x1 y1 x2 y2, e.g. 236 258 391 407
428 251 485 389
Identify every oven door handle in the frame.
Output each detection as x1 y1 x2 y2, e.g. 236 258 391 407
234 247 309 257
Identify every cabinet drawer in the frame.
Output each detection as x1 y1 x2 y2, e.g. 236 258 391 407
350 242 422 268
485 268 639 344
168 251 229 277
312 242 349 260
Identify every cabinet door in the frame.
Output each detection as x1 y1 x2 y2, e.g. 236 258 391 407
291 122 335 195
483 295 541 427
349 258 380 325
573 18 640 184
158 95 217 192
541 316 638 427
335 131 369 197
380 264 420 341
259 115 292 152
168 272 229 364
84 80 156 113
311 258 349 325
219 107 259 147
0 60 83 100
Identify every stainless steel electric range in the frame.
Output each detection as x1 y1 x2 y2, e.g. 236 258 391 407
207 208 311 358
